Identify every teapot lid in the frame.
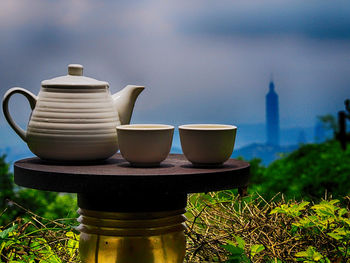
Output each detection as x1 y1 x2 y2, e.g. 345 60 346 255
41 64 109 87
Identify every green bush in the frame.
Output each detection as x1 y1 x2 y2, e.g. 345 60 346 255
248 140 350 200
0 155 77 225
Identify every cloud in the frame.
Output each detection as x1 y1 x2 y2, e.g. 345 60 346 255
178 0 350 40
0 0 93 29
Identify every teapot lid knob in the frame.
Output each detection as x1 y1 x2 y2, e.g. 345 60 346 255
68 64 83 76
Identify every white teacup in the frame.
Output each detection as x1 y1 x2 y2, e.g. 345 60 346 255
116 124 174 167
179 124 237 166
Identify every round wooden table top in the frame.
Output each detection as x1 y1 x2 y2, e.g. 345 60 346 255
14 154 250 194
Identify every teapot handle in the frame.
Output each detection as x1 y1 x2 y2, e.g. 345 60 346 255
2 87 37 142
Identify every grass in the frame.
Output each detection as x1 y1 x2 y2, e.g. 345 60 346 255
185 191 350 262
1 192 350 262
0 201 79 263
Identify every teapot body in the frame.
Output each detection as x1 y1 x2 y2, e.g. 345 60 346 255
26 86 120 161
2 64 144 162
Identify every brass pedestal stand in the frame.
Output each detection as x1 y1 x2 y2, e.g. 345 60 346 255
76 192 188 263
77 208 186 263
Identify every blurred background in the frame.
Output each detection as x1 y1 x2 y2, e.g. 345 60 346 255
1 0 349 164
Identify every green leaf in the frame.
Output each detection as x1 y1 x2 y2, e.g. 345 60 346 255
306 246 316 257
312 250 323 261
295 251 309 258
327 232 343 240
296 246 326 262
221 243 244 256
329 199 340 205
299 201 310 209
338 208 348 217
270 202 309 217
0 224 17 240
235 236 245 249
250 244 265 258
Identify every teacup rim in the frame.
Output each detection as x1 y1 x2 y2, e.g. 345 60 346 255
178 124 237 130
117 124 174 130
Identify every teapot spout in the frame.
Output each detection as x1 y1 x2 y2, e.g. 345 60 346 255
112 85 145 125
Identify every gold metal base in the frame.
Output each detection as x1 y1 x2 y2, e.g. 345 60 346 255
77 208 187 263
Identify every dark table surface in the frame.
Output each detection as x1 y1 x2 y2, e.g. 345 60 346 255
14 153 250 194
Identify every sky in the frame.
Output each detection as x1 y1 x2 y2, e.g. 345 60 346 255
0 0 349 151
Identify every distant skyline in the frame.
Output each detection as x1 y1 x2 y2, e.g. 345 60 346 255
0 0 349 145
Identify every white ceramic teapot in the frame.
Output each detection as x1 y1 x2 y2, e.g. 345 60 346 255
2 64 144 161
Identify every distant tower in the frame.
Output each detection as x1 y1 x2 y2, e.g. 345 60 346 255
266 79 280 146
